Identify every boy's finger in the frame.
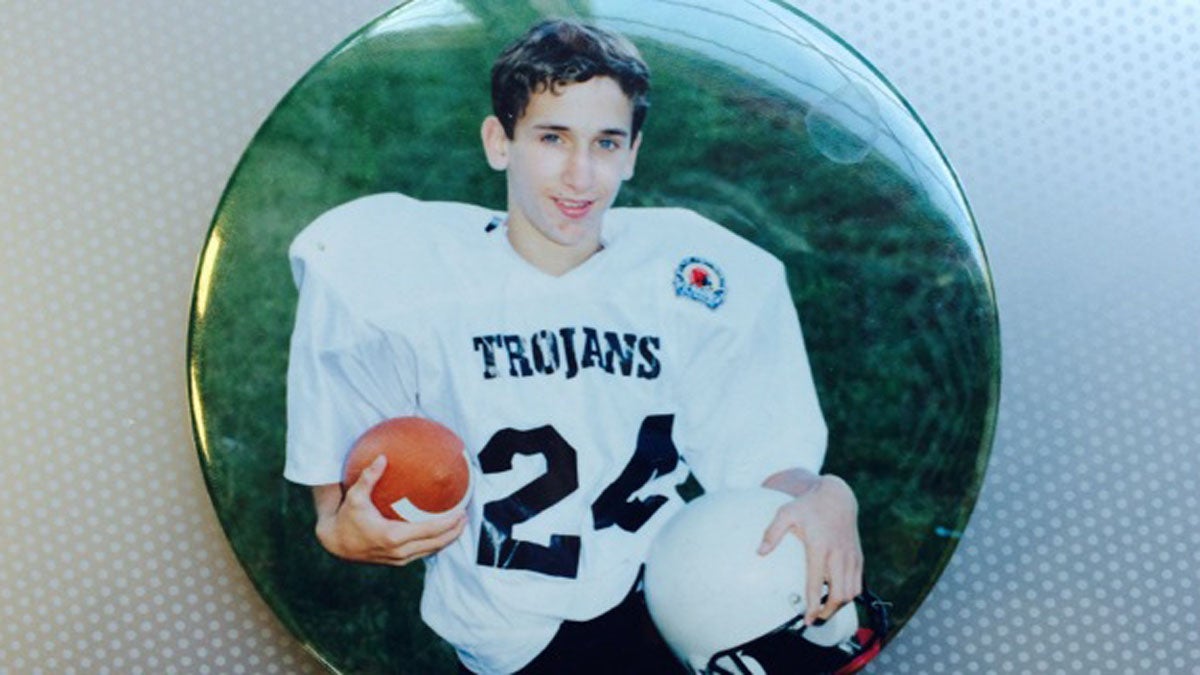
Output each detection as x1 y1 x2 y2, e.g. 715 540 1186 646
344 456 387 511
758 513 790 555
395 515 468 560
804 557 826 625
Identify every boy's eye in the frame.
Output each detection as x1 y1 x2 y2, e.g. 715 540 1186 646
540 133 562 144
597 138 621 150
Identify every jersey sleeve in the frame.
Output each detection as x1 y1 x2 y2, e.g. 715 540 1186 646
673 260 827 491
283 238 418 486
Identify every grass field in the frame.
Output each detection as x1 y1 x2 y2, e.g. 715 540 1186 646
190 8 999 673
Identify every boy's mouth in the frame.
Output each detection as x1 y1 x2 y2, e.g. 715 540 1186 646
553 198 594 219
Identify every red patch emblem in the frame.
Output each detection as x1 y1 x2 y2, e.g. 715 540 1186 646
674 257 726 309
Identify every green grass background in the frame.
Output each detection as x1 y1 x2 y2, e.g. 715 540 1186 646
190 4 999 673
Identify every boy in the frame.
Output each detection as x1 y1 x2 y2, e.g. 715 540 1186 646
284 19 862 674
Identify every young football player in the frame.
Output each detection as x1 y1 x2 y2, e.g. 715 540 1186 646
284 18 863 674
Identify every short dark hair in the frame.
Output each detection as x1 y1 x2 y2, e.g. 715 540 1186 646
491 19 650 139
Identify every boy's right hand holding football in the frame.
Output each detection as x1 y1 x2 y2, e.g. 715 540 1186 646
312 456 467 566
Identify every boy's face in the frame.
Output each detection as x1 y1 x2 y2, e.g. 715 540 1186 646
482 76 641 271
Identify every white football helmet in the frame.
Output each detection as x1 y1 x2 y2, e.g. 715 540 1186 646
644 488 887 674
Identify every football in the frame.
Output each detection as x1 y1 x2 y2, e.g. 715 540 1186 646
342 416 473 522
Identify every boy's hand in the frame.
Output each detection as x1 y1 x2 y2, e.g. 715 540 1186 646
312 456 467 566
759 471 863 626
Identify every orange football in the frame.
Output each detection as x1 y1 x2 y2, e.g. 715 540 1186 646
342 417 472 522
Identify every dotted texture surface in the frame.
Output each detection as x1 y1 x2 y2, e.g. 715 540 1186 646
1 2 1196 674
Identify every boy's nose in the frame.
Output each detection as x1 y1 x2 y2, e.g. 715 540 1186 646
562 148 595 192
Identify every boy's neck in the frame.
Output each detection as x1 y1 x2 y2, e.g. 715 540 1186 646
504 218 603 277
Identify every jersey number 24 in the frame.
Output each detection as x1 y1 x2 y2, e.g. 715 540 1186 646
475 415 682 578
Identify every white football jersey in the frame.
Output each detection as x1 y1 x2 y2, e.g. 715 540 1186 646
284 193 827 674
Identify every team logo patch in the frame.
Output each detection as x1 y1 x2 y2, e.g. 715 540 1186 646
674 257 726 309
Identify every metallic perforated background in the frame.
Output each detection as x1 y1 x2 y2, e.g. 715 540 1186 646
1 2 1196 672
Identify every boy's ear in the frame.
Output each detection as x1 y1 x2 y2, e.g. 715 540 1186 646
481 116 510 171
622 131 643 181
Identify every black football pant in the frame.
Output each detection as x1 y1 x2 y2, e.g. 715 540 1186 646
459 580 684 674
